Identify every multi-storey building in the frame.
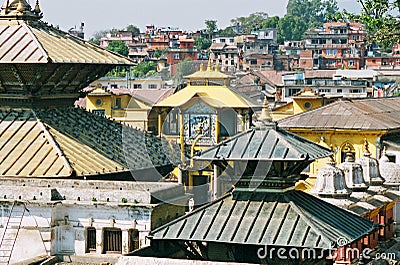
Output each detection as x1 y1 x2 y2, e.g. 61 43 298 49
301 22 366 70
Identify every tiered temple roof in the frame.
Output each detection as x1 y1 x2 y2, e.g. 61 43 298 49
0 0 177 180
145 121 375 263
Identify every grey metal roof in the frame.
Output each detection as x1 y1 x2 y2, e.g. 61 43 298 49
195 122 332 161
149 190 375 249
278 98 400 131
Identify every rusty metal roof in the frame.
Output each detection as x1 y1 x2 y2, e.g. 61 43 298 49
0 20 133 64
279 98 400 131
149 190 375 249
195 122 332 161
0 107 175 178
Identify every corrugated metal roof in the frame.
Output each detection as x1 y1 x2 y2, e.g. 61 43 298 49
0 20 133 64
149 190 375 249
0 107 175 178
195 123 332 161
279 98 400 131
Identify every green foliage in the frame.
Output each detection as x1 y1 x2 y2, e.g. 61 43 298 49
172 59 196 85
194 37 212 51
260 16 280 29
277 15 308 42
88 37 100 45
91 197 97 202
106 66 127 78
106 40 129 57
335 0 400 47
205 20 218 39
394 91 400 97
217 27 236 36
125 24 140 35
230 12 269 33
286 0 338 27
121 197 128 203
131 61 157 78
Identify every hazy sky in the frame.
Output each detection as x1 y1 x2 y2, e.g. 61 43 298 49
33 0 359 39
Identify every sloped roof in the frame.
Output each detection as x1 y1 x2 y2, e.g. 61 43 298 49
149 190 374 249
279 98 400 131
0 107 175 178
155 85 256 109
195 123 332 161
0 20 132 64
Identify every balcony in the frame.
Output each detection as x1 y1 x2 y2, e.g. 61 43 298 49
305 33 348 39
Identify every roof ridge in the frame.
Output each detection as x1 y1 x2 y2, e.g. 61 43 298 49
20 21 50 62
35 117 74 176
149 192 232 237
287 198 334 248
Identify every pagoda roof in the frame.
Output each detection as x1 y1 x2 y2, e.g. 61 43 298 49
0 107 177 178
0 19 132 65
149 189 375 249
195 122 333 161
155 86 256 109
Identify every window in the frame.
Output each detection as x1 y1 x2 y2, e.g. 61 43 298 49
350 89 362 93
102 228 122 254
250 60 257 65
148 84 157 89
86 227 96 253
129 229 140 252
348 60 354 67
115 98 121 109
337 89 342 93
326 49 338 56
304 102 312 109
133 84 142 89
173 53 179 60
95 99 102 106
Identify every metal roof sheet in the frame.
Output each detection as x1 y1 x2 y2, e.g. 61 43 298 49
149 190 375 249
279 98 400 131
0 20 133 65
0 107 175 178
195 123 332 161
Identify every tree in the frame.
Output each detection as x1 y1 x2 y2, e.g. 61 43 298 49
260 16 280 29
89 30 108 45
230 12 269 33
194 37 212 51
335 0 400 47
277 15 308 42
106 40 129 57
125 24 140 36
205 20 218 39
172 59 196 85
278 0 338 42
131 61 157 78
286 0 338 27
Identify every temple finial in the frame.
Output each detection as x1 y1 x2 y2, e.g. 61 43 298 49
258 97 272 122
207 57 212 71
199 64 204 72
16 0 24 12
363 138 370 156
34 0 40 14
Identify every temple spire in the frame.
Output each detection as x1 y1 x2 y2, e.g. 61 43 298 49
258 97 272 122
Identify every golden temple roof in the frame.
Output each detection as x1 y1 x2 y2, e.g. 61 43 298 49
156 63 255 109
